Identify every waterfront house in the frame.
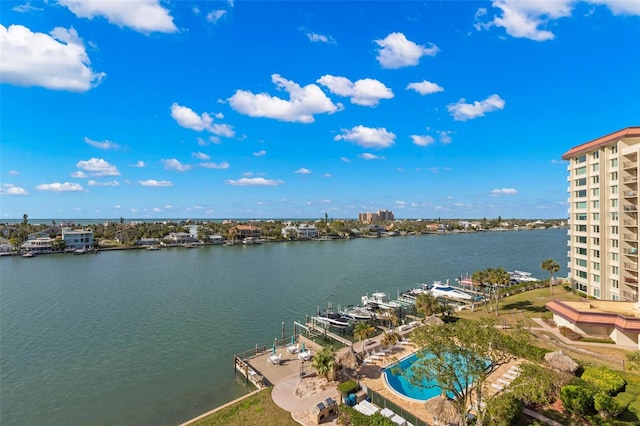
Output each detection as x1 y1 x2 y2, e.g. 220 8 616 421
62 228 94 250
21 237 56 253
136 238 161 247
0 237 14 253
208 234 224 244
167 232 195 244
230 225 261 240
184 225 200 239
281 223 318 239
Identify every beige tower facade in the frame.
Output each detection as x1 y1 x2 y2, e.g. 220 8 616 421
562 127 640 302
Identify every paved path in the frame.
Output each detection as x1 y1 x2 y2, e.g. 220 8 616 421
271 373 340 425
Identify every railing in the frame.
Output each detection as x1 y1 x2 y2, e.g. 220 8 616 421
623 176 638 183
623 220 638 226
364 387 428 426
623 205 638 212
623 262 638 271
622 290 639 302
623 248 638 255
623 234 638 240
623 161 637 169
624 277 638 284
624 191 637 197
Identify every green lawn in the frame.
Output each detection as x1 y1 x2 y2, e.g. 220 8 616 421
188 388 298 426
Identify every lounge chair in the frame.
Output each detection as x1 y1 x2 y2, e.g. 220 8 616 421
497 378 511 386
491 382 504 391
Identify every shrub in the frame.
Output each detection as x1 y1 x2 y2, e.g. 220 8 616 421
594 392 625 419
484 393 523 426
560 385 594 416
336 380 360 395
337 406 394 426
510 363 562 407
581 366 626 396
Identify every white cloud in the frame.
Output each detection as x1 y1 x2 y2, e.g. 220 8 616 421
84 136 121 150
170 103 235 137
306 32 336 44
253 150 267 157
334 125 396 149
206 10 227 23
476 0 572 41
88 180 119 187
131 161 145 168
226 177 284 186
490 188 518 196
585 0 640 15
1 183 29 195
59 0 177 34
411 135 435 146
139 179 173 187
447 94 505 121
324 173 332 178
8 170 20 176
76 158 120 176
13 2 43 13
36 182 83 192
359 153 385 160
192 152 211 160
71 171 88 178
0 24 105 92
200 162 230 169
374 32 439 69
228 74 343 123
406 80 444 95
438 130 453 144
340 157 351 163
317 75 394 106
295 168 311 174
161 158 191 172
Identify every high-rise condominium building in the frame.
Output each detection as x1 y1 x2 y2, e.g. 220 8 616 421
562 127 640 302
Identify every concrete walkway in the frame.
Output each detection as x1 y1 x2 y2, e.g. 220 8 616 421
271 372 340 425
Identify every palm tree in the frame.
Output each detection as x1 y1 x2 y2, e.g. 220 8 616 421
312 346 336 381
541 258 561 295
22 213 28 226
490 267 510 315
472 270 490 312
353 322 375 352
415 293 440 318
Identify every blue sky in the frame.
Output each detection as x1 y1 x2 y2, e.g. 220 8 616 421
1 0 639 220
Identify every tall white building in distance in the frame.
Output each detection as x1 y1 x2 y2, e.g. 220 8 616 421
358 210 394 223
563 127 640 302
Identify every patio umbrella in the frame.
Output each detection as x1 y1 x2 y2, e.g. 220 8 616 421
272 339 277 354
424 394 459 426
301 342 306 352
291 334 295 345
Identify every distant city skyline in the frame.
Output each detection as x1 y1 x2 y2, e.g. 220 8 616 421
1 1 639 219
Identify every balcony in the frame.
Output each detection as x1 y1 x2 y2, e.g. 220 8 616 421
623 176 638 184
623 233 638 240
623 205 638 212
622 290 638 302
623 161 637 170
624 191 637 197
623 219 638 226
623 262 638 271
624 277 638 284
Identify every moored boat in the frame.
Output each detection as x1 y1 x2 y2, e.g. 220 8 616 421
361 292 401 310
340 305 374 322
422 281 474 301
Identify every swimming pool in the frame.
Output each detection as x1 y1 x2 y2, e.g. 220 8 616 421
383 352 442 401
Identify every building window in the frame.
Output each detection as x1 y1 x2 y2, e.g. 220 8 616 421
592 262 600 271
577 270 588 279
592 175 600 184
576 213 587 221
576 155 587 164
611 252 619 261
593 274 600 283
612 294 619 301
611 185 618 195
593 238 600 246
611 158 618 167
611 212 618 221
611 199 618 208
611 145 618 154
593 151 599 159
577 247 587 255
611 225 618 235
577 282 587 292
576 259 587 267
610 171 618 181
576 225 587 232
592 200 600 208
593 288 600 298
591 188 600 197
612 279 619 289
611 265 619 275
592 225 600 233
612 239 619 248
575 178 587 186
576 236 587 244
592 213 600 221
592 163 600 172
576 166 587 175
576 201 587 209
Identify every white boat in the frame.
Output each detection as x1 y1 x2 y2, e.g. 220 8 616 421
74 248 86 255
22 252 35 258
361 292 401 310
340 305 374 322
146 245 160 251
509 271 539 283
314 311 350 329
422 281 474 301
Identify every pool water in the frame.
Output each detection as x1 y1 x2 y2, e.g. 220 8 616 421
383 353 442 401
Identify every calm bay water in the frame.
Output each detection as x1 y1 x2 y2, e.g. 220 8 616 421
0 229 568 425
